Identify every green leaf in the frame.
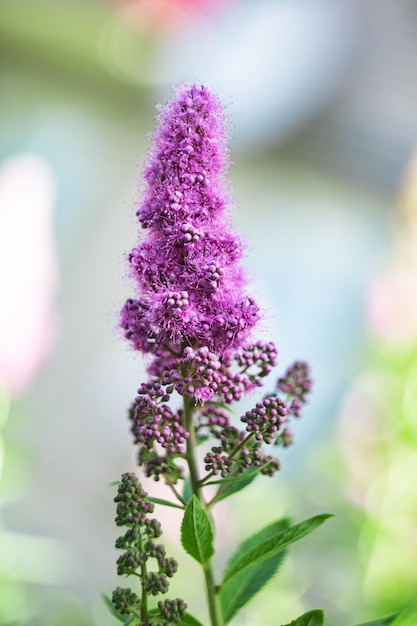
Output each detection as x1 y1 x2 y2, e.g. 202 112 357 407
211 466 261 504
222 514 332 584
220 518 290 623
179 614 205 626
206 401 234 414
148 496 184 510
281 609 324 626
354 614 401 626
181 495 214 564
206 465 265 487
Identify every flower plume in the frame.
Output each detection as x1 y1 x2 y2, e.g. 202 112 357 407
121 83 259 355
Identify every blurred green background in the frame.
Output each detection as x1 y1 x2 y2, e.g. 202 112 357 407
1 0 417 624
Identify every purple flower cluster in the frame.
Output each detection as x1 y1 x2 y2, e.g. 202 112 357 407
237 341 278 379
120 83 259 355
130 382 189 455
172 345 251 404
277 360 312 417
120 84 312 487
204 424 282 478
147 343 276 408
201 359 313 477
241 394 288 444
204 449 234 477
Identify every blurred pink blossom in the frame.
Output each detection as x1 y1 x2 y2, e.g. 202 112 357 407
0 154 58 395
367 152 417 348
367 266 417 348
115 0 232 17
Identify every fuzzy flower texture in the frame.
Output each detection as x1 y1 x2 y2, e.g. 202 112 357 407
121 83 258 354
120 84 312 483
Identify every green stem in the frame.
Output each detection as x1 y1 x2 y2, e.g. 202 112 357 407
165 478 187 506
183 394 224 626
184 394 201 496
228 432 255 461
198 470 215 486
139 534 148 622
203 559 223 626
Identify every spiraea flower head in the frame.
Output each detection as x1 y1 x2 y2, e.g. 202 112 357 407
121 83 260 355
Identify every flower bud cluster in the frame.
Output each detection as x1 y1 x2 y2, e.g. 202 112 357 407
276 427 293 448
237 341 279 381
138 448 183 484
112 474 186 622
112 586 140 616
277 360 312 417
115 473 154 527
269 361 313 448
130 382 189 455
241 394 288 443
157 598 187 625
143 571 170 596
202 404 231 430
154 345 260 406
169 345 222 403
130 348 313 482
204 425 281 478
204 449 234 477
201 359 312 478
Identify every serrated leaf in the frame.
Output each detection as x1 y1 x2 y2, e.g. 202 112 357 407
354 614 401 626
220 518 290 623
223 514 332 584
281 609 324 626
148 496 184 510
181 495 214 564
179 613 205 626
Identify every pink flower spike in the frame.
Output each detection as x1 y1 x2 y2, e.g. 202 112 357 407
121 84 260 355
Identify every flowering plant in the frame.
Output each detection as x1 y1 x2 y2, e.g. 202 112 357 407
104 84 401 626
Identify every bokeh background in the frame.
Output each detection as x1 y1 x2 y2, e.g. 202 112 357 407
1 0 417 624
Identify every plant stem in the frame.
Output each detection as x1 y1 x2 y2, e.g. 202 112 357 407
166 478 187 505
139 534 149 621
183 394 224 626
203 559 223 626
228 432 255 461
184 394 201 497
